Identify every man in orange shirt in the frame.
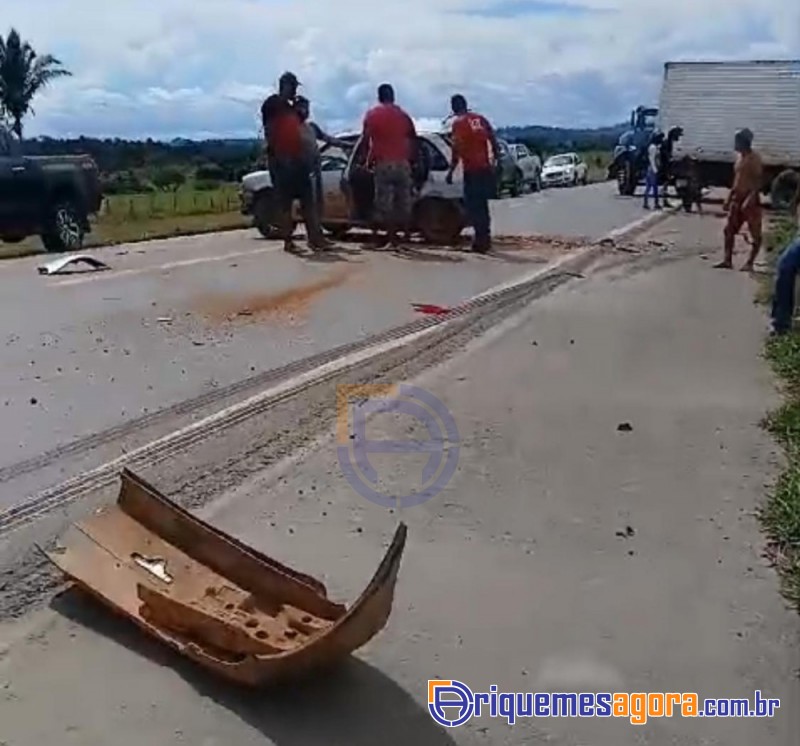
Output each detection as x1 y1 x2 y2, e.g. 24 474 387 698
445 94 500 253
362 84 417 247
716 128 763 271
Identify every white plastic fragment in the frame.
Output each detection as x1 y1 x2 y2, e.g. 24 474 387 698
38 254 110 276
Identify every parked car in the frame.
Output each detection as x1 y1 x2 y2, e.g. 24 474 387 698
0 125 103 252
541 152 589 188
494 139 525 197
508 142 542 192
240 132 467 244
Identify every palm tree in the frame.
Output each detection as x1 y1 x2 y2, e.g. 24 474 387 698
0 28 71 139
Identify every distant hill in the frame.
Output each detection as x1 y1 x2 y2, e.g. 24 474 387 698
497 123 627 153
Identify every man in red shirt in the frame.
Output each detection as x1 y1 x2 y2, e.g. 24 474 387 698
362 84 417 247
446 94 500 253
260 71 329 252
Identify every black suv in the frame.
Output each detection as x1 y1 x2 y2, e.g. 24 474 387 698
0 127 103 252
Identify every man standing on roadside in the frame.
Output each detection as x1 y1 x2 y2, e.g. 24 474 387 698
659 126 684 207
769 176 800 335
445 94 500 253
716 128 763 271
362 83 417 248
643 131 663 210
294 95 350 230
260 71 329 252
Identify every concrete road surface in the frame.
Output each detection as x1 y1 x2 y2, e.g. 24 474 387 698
0 213 796 745
0 182 647 506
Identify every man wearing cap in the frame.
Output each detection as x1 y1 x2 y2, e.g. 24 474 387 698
362 83 417 247
260 72 329 252
445 93 500 253
716 127 763 271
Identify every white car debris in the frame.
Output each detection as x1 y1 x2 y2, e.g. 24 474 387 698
37 254 110 276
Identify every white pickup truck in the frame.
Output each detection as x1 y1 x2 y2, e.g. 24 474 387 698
240 132 469 244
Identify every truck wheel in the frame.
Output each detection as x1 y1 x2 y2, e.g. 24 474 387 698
771 170 800 212
618 162 636 196
616 163 629 195
41 201 85 253
416 199 463 245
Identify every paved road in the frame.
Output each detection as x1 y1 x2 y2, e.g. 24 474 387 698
0 214 795 745
0 182 647 506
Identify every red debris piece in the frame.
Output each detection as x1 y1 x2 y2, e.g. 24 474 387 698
411 303 453 316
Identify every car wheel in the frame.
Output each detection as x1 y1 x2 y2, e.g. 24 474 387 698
41 200 85 253
323 224 351 241
253 189 294 239
415 199 464 245
510 169 523 197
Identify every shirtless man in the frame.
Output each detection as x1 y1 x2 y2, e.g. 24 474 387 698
716 128 763 271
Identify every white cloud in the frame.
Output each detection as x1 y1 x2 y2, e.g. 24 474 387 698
1 0 798 139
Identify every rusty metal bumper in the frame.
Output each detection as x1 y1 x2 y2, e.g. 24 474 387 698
45 468 407 686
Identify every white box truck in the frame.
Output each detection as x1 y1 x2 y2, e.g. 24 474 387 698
658 60 800 207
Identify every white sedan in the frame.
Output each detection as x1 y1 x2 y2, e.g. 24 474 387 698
541 152 589 188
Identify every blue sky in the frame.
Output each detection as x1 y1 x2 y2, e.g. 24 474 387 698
1 0 798 139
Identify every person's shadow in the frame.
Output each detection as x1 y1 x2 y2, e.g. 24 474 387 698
52 588 458 746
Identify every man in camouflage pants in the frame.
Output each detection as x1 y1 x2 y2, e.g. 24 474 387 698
362 83 417 247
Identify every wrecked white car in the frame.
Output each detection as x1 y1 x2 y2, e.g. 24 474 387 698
239 132 468 244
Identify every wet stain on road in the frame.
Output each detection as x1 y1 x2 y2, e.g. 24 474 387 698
194 266 358 326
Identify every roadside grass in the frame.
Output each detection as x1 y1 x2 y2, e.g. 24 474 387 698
759 215 800 611
0 185 252 260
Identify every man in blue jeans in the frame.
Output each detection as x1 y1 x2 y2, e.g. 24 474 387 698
445 94 500 252
643 132 665 210
770 184 800 335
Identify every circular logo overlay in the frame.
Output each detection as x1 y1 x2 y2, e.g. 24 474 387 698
336 383 460 508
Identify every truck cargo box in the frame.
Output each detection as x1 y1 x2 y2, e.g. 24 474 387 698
658 60 800 192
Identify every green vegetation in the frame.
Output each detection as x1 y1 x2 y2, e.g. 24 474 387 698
0 28 71 138
760 216 800 611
